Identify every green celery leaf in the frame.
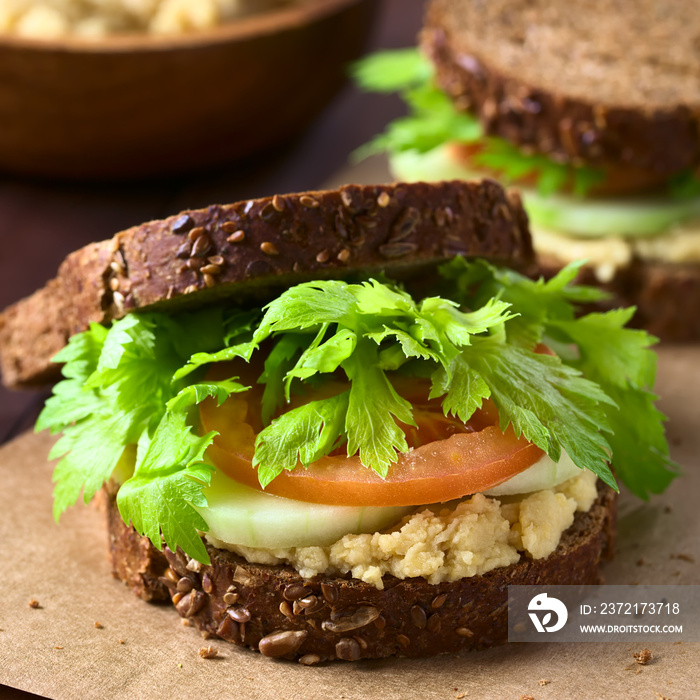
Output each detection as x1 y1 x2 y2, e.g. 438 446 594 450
167 310 257 382
573 167 607 197
44 311 230 520
344 340 414 477
356 290 450 364
354 87 483 160
248 276 512 479
430 356 491 423
172 341 254 381
259 334 312 424
51 410 136 519
52 322 108 378
366 326 440 364
473 139 604 197
255 281 357 337
551 309 677 497
537 165 570 196
84 315 177 415
442 258 607 349
91 314 154 374
36 380 104 435
222 308 260 346
496 259 609 305
36 323 107 434
463 337 618 490
350 48 432 92
43 315 183 518
668 169 700 200
351 278 416 316
285 328 357 393
420 296 514 347
542 260 592 292
442 258 675 494
602 385 679 499
552 308 656 389
164 309 227 361
376 343 412 371
166 378 249 413
254 392 349 488
117 410 215 563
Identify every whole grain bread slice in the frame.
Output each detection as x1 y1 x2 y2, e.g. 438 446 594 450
423 0 700 174
106 483 616 662
0 181 532 390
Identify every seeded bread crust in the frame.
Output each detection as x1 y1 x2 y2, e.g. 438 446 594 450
106 484 616 662
0 180 532 390
423 0 700 175
106 481 170 603
538 255 700 342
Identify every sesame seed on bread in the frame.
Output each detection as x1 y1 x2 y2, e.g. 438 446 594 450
106 482 617 662
0 180 533 390
423 0 700 174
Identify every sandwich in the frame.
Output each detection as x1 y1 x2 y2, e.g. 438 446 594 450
0 180 676 662
353 0 700 341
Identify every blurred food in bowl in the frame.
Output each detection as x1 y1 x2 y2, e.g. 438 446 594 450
0 0 375 179
0 0 317 38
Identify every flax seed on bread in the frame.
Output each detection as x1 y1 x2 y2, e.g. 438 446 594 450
423 0 700 174
105 483 617 661
0 180 532 390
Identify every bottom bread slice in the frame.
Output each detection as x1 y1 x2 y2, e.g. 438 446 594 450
106 484 616 661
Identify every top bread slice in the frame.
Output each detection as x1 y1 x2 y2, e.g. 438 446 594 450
423 0 700 175
0 180 533 390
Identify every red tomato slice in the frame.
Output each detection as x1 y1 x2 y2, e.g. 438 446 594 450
200 360 544 507
449 142 671 196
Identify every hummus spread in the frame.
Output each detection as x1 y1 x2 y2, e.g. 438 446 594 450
207 470 599 590
532 222 700 283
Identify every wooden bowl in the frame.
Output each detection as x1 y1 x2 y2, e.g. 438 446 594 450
0 0 376 180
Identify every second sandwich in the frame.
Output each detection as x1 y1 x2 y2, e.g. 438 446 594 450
355 0 700 340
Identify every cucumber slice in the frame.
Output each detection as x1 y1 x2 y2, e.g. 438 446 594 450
524 190 700 238
390 145 478 183
198 451 583 550
390 146 700 239
483 450 582 497
196 471 412 549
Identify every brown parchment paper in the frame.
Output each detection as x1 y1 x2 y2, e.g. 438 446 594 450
1 348 699 700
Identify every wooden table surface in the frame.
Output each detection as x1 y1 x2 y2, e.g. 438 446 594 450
0 0 424 447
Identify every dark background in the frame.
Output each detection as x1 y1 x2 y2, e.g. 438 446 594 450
0 0 425 449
